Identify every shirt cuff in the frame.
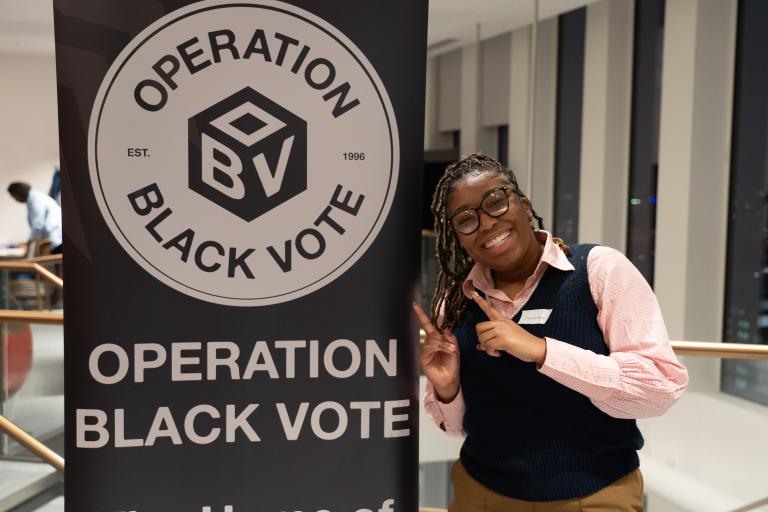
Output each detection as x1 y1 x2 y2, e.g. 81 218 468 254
424 381 465 431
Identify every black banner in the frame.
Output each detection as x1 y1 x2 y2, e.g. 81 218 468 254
54 1 427 510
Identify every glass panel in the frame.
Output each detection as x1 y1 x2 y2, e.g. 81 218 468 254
498 124 509 167
452 130 460 150
419 461 452 509
640 366 768 512
553 7 586 245
721 0 768 405
1 322 64 459
626 0 665 287
0 260 64 461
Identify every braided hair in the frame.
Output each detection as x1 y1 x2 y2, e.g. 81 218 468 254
429 153 570 331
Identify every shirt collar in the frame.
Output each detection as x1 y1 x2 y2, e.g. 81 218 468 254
461 230 574 298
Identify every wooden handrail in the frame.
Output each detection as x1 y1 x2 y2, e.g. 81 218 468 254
671 340 768 360
32 263 63 288
2 315 767 356
0 261 63 289
730 496 768 512
419 331 768 360
26 254 62 264
0 415 64 472
0 262 39 271
0 310 63 325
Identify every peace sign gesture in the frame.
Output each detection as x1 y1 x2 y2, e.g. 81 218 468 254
412 302 460 402
471 291 548 365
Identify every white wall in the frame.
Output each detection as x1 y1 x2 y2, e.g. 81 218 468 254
0 52 59 245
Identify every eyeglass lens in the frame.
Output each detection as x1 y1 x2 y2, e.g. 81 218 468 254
452 188 510 235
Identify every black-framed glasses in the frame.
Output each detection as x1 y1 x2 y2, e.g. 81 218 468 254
449 185 514 235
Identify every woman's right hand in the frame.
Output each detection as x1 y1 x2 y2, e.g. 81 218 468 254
412 302 460 403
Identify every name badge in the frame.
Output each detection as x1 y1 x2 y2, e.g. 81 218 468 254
519 309 553 325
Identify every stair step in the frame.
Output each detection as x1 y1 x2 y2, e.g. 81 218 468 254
30 496 62 512
0 460 58 511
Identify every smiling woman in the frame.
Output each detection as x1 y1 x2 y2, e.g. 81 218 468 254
413 153 689 511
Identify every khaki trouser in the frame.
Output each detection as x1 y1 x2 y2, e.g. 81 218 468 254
448 460 644 512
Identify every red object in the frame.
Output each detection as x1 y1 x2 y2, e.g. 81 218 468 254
3 323 33 398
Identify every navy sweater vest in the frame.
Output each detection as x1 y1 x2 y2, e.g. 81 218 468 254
454 244 643 501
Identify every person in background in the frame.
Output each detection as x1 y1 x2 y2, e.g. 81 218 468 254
413 153 688 511
7 181 62 255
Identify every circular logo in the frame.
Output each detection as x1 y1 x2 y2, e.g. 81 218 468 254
88 0 399 306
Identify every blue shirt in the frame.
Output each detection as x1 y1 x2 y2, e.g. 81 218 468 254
27 190 62 248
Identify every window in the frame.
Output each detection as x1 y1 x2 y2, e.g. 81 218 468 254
626 0 665 287
553 7 586 244
721 0 768 405
498 124 509 168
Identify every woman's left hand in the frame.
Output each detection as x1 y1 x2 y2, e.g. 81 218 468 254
471 291 547 366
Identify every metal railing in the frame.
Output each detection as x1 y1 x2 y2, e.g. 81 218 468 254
419 331 768 360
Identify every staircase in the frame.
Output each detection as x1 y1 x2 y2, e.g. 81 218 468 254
0 460 60 511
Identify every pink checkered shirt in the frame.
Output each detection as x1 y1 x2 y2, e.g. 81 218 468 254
424 230 689 436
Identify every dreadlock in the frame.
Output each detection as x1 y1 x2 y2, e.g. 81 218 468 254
429 153 570 331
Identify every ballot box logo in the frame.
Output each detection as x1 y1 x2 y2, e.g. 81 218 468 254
87 0 399 306
188 87 308 221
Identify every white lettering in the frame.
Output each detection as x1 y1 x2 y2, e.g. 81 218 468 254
274 340 306 379
146 407 183 446
207 341 240 380
89 344 129 384
384 399 410 438
185 404 221 444
310 401 348 441
242 341 279 379
324 339 360 378
350 401 380 439
276 402 309 441
225 404 260 442
171 342 202 381
365 339 396 377
134 343 166 383
76 409 109 448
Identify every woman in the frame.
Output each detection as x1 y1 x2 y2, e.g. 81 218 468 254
413 153 688 511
